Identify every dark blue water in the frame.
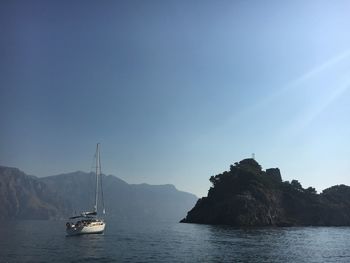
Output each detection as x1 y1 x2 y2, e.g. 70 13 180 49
1 220 350 262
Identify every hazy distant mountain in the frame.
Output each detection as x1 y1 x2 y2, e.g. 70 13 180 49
0 166 197 221
0 166 69 219
40 171 197 222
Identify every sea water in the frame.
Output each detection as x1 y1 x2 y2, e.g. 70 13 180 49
1 219 350 262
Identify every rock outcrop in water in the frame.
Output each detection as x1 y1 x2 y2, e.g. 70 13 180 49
181 159 350 226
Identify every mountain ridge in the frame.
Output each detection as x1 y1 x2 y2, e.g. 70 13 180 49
0 165 197 221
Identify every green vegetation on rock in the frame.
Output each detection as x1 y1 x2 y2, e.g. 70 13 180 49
181 159 350 226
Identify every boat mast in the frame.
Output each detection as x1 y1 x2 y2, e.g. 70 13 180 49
94 143 101 213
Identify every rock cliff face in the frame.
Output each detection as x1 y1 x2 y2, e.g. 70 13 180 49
0 166 68 219
181 159 350 226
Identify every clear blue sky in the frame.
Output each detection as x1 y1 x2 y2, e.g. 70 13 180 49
1 0 350 197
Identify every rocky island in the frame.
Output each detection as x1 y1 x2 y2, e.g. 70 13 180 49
181 158 350 226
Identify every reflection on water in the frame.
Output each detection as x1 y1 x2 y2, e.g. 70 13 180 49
1 220 350 262
66 234 106 262
204 225 350 263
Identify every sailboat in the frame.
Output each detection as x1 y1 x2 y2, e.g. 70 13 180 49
66 143 106 236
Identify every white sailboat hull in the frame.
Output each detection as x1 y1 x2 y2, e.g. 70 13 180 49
66 221 106 236
66 144 107 236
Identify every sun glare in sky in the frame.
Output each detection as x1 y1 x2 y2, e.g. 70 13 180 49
1 0 350 196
